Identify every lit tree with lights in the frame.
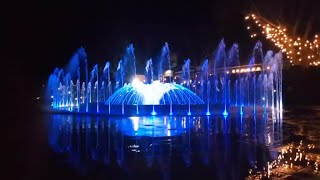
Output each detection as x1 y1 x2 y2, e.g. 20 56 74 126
244 13 320 66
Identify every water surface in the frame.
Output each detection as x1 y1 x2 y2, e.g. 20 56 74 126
46 114 285 179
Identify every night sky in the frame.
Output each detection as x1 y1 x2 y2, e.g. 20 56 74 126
3 0 320 106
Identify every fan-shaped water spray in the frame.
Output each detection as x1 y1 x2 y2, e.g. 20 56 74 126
107 79 204 106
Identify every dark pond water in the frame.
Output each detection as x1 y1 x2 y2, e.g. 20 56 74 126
41 113 285 180
18 107 320 180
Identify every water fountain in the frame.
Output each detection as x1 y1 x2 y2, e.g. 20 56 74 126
103 61 111 113
90 65 99 113
182 59 192 115
200 59 210 115
158 42 171 82
45 40 282 118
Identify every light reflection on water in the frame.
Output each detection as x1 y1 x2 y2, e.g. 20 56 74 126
47 114 283 179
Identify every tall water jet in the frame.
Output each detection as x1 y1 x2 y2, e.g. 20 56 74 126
81 82 85 104
227 43 239 106
182 59 191 115
263 50 273 112
76 79 80 111
276 53 283 121
57 69 64 108
46 68 59 108
201 59 210 115
116 60 124 89
213 39 228 115
268 52 283 121
103 61 111 113
63 73 71 110
123 44 137 83
70 80 74 110
250 41 263 114
90 65 99 113
250 41 263 65
101 81 105 102
145 58 153 84
145 58 155 115
76 47 88 112
182 59 191 87
64 49 81 110
234 80 238 106
158 42 171 82
88 81 92 103
227 43 240 67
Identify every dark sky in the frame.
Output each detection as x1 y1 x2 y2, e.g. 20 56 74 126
4 0 320 99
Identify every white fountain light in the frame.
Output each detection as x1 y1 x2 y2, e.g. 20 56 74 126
107 78 204 105
131 79 178 105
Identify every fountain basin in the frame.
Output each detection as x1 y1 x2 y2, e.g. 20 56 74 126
45 103 273 116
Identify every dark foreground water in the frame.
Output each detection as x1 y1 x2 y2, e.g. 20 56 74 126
23 108 320 180
43 113 279 180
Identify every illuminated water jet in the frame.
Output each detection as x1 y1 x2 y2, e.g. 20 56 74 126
45 41 282 118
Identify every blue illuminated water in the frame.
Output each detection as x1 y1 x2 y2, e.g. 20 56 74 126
107 80 204 105
47 114 283 179
45 40 283 117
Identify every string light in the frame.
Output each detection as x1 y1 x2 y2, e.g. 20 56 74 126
245 14 320 66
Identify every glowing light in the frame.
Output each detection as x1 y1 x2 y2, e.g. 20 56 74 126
244 13 320 66
130 117 139 131
124 79 203 105
240 106 243 115
222 110 228 116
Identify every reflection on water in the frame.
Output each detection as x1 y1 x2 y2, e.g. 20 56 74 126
48 114 283 179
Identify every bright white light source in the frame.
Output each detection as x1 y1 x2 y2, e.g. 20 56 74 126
130 117 139 131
